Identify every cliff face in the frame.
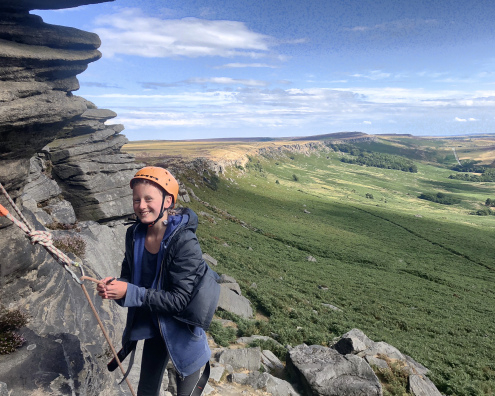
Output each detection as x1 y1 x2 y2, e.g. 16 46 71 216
0 2 139 395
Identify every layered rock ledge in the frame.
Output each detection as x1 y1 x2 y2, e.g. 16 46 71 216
0 1 111 193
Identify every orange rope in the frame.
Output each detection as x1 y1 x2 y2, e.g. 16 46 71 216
0 183 136 396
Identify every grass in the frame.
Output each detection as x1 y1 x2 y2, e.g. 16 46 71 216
137 137 495 396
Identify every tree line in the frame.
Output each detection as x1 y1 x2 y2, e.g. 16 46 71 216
448 168 495 182
328 143 418 173
418 192 460 205
449 160 495 182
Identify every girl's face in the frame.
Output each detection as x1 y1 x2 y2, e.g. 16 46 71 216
132 182 172 224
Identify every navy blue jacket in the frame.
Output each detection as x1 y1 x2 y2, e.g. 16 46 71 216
117 208 214 377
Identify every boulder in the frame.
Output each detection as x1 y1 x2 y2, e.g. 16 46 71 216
228 371 299 396
287 344 382 396
331 329 441 395
216 347 262 371
202 253 218 266
217 273 237 284
217 285 253 318
261 349 285 377
209 364 225 382
222 282 242 295
359 341 406 362
409 374 443 396
237 335 278 345
332 328 374 354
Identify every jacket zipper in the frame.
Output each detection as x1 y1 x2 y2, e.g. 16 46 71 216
156 222 187 380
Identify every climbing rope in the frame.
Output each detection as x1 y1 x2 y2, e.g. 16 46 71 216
0 182 136 396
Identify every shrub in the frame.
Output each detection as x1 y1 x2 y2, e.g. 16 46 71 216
366 193 374 199
418 192 461 205
208 320 237 347
0 306 28 355
372 356 412 396
53 234 86 257
475 207 492 216
292 174 299 182
249 338 287 362
203 172 220 190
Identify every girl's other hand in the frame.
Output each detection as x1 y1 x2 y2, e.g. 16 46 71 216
97 277 117 299
99 279 128 300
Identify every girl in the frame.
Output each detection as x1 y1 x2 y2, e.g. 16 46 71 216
98 166 217 396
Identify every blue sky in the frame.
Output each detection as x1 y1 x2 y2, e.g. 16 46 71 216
35 0 495 140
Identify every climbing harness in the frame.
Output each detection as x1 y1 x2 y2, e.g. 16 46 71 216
0 183 136 396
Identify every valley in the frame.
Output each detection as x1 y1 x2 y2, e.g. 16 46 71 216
125 133 495 395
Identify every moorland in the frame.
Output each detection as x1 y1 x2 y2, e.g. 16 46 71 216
124 133 495 396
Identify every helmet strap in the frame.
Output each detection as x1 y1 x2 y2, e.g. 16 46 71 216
147 193 171 228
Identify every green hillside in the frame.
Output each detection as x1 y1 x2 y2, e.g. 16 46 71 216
176 147 495 396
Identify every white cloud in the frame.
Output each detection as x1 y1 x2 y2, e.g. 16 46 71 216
214 63 278 69
344 19 439 33
351 70 392 80
93 8 274 58
454 117 477 122
89 84 495 136
434 77 476 84
185 77 268 87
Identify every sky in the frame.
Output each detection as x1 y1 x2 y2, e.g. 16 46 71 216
34 0 495 141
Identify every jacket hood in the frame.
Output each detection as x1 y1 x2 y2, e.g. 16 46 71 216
173 207 198 233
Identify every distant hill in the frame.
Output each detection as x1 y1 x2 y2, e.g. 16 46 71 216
291 131 368 141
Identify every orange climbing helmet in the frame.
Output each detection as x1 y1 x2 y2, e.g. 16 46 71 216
130 166 179 208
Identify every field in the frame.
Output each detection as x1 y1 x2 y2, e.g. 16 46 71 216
125 135 495 395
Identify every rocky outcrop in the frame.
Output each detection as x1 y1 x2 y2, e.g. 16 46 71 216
1 0 114 10
42 106 142 222
0 0 110 193
0 0 141 220
200 326 444 396
330 328 442 396
287 344 382 396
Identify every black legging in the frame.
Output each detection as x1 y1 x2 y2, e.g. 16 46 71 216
137 336 201 396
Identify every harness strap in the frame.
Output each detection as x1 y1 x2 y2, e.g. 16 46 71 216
118 347 137 385
190 361 211 396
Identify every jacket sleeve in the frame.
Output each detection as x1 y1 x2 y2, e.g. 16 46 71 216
143 230 204 315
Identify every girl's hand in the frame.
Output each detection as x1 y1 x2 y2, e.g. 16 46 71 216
97 277 127 300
